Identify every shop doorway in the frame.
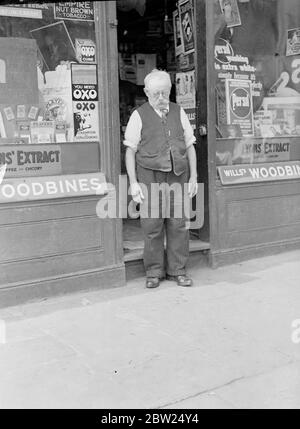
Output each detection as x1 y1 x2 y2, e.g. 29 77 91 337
116 0 209 260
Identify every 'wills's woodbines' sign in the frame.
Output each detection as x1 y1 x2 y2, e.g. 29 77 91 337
218 161 300 185
0 172 107 203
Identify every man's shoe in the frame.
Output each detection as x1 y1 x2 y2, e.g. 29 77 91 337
146 277 160 288
166 274 193 287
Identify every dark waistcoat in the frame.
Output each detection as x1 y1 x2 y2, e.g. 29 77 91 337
135 102 188 176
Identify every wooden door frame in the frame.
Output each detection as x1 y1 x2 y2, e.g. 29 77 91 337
194 0 219 252
204 0 219 254
94 1 124 266
194 0 210 243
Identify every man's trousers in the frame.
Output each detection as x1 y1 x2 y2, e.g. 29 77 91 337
136 164 189 279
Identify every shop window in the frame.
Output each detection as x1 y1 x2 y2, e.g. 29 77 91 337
0 2 100 179
214 0 300 170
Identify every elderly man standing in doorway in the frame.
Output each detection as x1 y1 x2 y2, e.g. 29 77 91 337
124 69 198 288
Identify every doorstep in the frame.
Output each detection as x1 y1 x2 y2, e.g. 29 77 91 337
123 239 210 262
124 240 210 281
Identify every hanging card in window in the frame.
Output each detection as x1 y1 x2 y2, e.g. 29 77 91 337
71 64 99 142
75 39 96 64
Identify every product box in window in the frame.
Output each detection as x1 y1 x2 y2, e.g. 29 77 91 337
261 96 300 136
119 54 137 84
39 65 74 142
217 124 243 139
136 54 156 86
30 121 55 144
55 121 67 143
253 110 273 137
0 104 40 140
17 120 32 143
75 39 96 64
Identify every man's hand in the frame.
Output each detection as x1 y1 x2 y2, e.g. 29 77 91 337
130 182 145 204
188 176 198 198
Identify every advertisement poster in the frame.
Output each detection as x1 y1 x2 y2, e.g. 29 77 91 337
216 137 291 166
173 10 183 57
71 64 99 142
179 0 195 55
175 70 196 129
225 79 254 136
219 0 241 28
54 2 94 21
30 21 76 71
214 37 263 110
0 145 61 178
286 28 300 56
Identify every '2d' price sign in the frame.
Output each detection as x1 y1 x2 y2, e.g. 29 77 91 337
225 79 254 136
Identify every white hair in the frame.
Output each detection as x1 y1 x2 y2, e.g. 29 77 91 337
144 69 172 90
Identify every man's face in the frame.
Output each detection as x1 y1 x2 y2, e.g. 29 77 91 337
145 80 171 110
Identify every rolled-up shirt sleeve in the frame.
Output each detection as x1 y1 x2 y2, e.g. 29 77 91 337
123 110 142 153
180 107 196 148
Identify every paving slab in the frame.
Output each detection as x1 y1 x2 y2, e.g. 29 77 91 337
214 362 300 409
0 355 126 409
0 250 299 409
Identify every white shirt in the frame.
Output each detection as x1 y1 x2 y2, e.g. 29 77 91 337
123 104 196 152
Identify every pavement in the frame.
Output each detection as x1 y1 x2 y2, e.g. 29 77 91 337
0 249 300 409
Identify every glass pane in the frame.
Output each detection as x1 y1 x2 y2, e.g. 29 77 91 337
214 0 300 167
0 2 100 177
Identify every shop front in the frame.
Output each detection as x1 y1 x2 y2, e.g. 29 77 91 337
1 0 299 306
116 0 300 269
0 2 125 307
